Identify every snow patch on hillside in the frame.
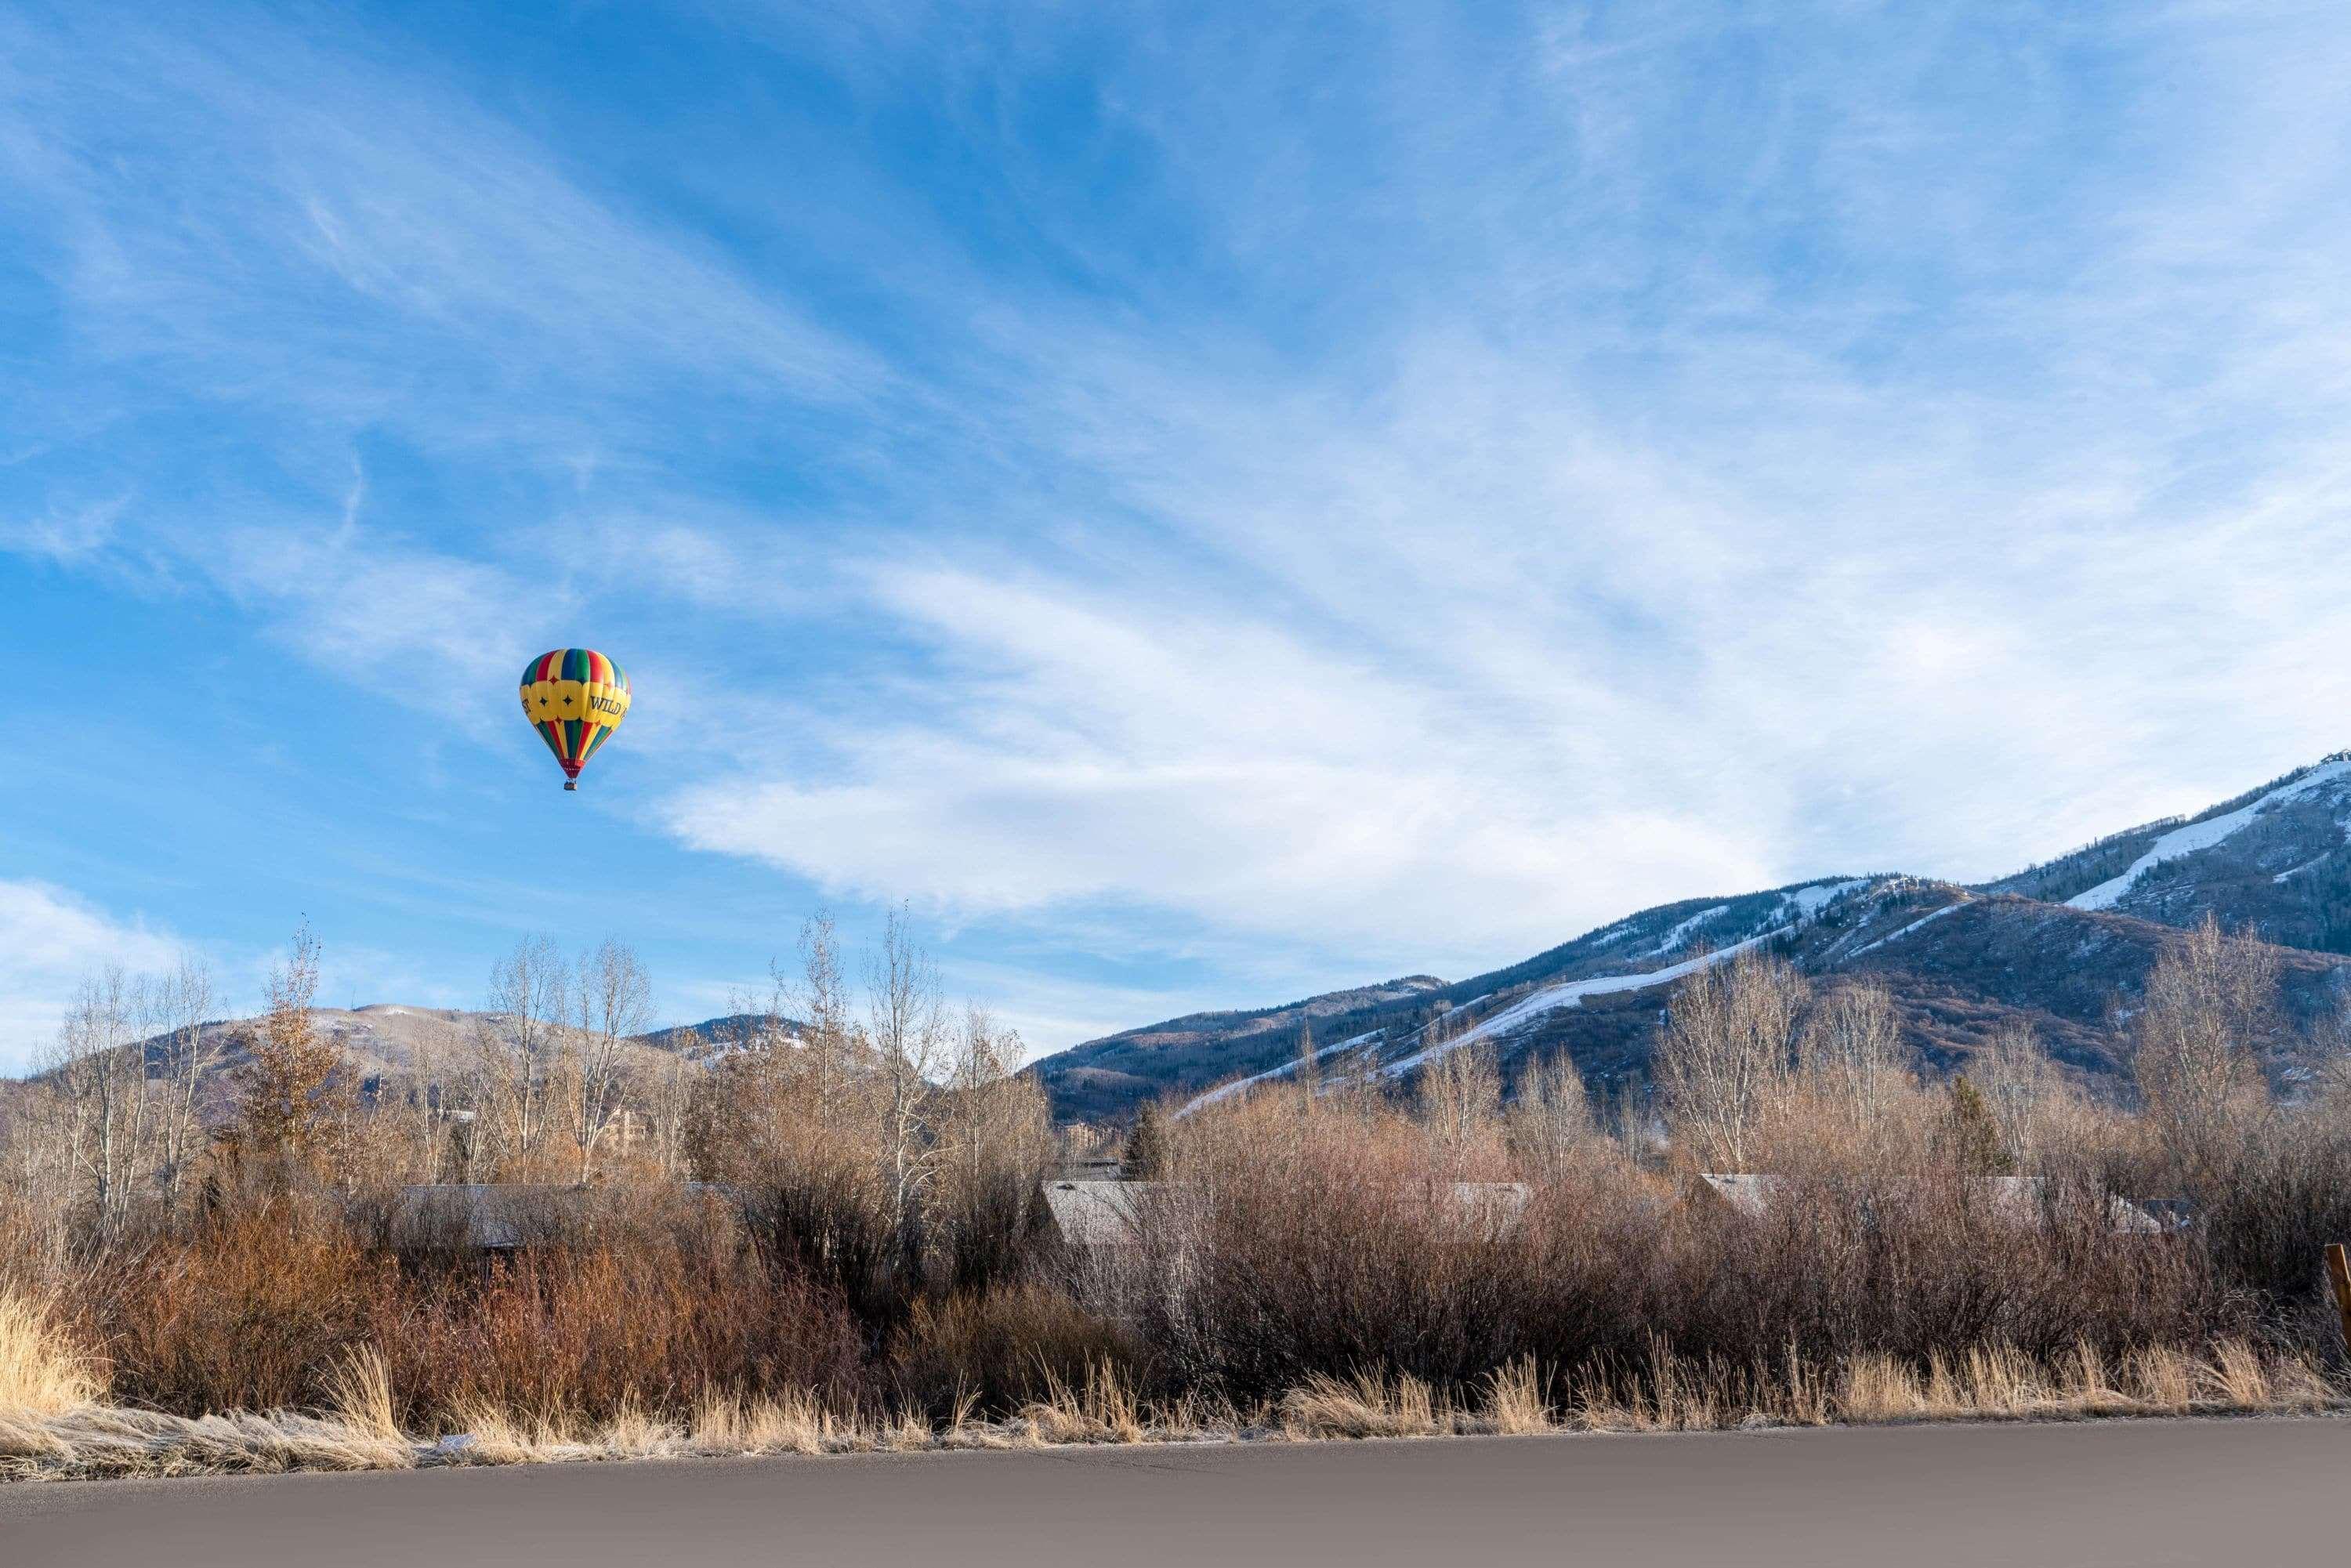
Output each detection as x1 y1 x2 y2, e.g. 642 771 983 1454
2068 760 2351 911
1785 878 1871 920
1646 905 1727 957
1379 936 1767 1081
1849 899 1965 958
1178 1030 1381 1116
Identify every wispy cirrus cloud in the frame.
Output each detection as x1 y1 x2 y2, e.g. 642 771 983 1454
11 0 2351 1055
0 880 183 1072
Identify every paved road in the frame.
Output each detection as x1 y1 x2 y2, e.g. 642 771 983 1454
3 1417 2341 1567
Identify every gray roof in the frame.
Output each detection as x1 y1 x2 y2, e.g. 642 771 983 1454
1040 1180 1155 1247
1695 1173 2168 1235
1038 1179 1530 1247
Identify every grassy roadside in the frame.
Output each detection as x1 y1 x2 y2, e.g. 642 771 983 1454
4 1291 2338 1483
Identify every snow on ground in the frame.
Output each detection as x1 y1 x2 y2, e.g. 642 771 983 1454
1784 878 1871 920
2068 760 2351 912
1177 1030 1382 1117
1849 899 1965 959
1378 936 1768 1081
1646 905 1728 958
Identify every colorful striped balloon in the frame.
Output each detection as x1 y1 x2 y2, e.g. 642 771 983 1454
519 648 632 791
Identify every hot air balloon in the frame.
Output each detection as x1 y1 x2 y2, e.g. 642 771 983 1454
519 648 631 791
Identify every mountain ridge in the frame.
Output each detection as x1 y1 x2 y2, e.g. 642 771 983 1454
31 754 2351 1129
1027 753 2351 1122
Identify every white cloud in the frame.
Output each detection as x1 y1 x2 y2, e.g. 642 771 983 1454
0 498 127 564
0 880 184 1074
16 2 2351 1048
205 523 565 733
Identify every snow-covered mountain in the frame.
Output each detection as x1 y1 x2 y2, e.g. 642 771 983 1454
59 755 2351 1128
1030 755 2351 1123
1986 755 2351 948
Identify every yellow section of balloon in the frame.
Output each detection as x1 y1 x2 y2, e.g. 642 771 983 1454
520 678 632 726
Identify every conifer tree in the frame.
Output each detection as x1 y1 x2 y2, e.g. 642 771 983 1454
1123 1102 1170 1179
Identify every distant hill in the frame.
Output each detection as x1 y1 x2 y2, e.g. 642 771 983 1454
50 753 2351 1132
27 1002 774 1117
1025 755 2351 1123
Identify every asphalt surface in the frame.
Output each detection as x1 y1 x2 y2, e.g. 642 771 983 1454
4 1416 2342 1567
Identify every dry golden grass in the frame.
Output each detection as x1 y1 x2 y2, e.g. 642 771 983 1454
1280 1370 1446 1439
688 1390 832 1456
0 1292 103 1419
1017 1360 1148 1444
1478 1357 1552 1435
320 1346 404 1450
0 1331 2338 1483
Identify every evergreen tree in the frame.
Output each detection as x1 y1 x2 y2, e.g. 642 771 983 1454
1941 1074 2009 1175
1123 1102 1170 1179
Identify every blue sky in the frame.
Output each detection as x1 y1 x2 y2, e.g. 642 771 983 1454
7 1 2351 1071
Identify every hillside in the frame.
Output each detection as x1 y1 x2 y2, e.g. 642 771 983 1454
39 1003 782 1121
62 754 2351 1129
1027 755 2351 1122
1982 755 2351 950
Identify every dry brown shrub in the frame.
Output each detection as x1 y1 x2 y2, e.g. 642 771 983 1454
379 1241 863 1427
94 1202 380 1414
890 1280 1138 1419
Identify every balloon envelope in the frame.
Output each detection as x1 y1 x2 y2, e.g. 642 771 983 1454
520 648 631 788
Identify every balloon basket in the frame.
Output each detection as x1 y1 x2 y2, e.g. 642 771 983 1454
563 781 578 791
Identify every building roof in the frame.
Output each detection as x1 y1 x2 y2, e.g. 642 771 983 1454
1693 1173 2171 1235
1038 1179 1531 1247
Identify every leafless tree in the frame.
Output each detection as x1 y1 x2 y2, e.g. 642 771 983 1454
476 935 569 1173
50 966 146 1235
647 1045 697 1179
153 957 217 1219
1975 1020 2070 1175
867 905 945 1239
568 938 650 1185
793 911 854 1105
1657 947 1808 1171
939 1002 1031 1193
1418 1034 1500 1175
2134 914 2277 1173
1291 1019 1320 1111
1799 976 1909 1126
1507 1048 1592 1185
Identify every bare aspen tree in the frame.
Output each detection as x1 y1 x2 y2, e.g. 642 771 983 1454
647 1045 696 1179
1507 1049 1592 1185
1799 976 1908 1126
478 935 568 1173
794 911 853 1105
931 1001 1049 1282
866 905 945 1240
1418 1034 1500 1175
1975 1021 2067 1175
154 958 217 1219
403 1015 463 1184
569 938 650 1185
939 1002 1038 1195
52 966 145 1234
1656 947 1808 1171
0 1077 72 1261
2134 914 2277 1171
